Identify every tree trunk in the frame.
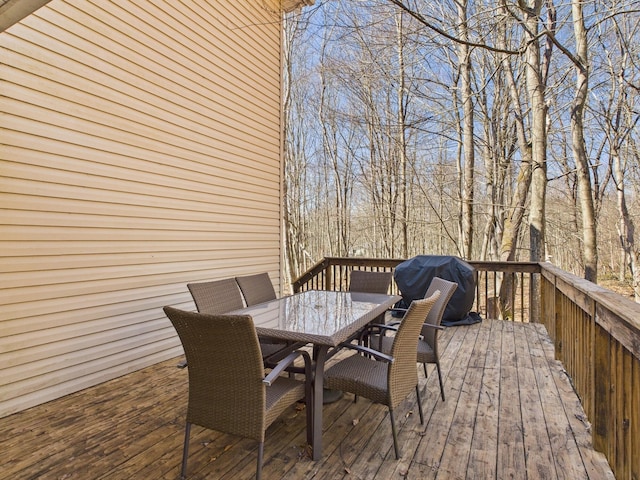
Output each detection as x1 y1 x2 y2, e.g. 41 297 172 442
525 2 548 264
395 10 409 259
457 0 475 259
571 0 598 282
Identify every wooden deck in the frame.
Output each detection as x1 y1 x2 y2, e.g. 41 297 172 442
0 319 615 480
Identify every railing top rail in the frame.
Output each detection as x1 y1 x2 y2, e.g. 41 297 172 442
292 258 541 286
321 257 407 267
291 257 405 292
468 261 541 273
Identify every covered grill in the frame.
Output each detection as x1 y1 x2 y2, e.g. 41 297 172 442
393 255 480 325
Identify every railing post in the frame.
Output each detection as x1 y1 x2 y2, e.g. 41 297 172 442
593 322 610 455
530 273 540 323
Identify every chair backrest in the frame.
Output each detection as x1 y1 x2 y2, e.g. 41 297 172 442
236 273 277 306
388 291 440 407
187 278 244 314
421 277 458 348
163 306 267 441
348 270 393 294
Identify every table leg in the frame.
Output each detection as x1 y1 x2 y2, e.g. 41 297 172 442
311 345 329 461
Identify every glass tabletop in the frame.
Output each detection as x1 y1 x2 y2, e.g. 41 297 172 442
231 290 400 346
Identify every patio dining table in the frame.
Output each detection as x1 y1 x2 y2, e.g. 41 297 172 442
230 289 401 460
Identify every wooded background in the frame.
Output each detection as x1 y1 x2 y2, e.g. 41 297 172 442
282 0 640 298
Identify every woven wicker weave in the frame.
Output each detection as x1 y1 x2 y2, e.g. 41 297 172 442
236 273 278 306
349 270 393 325
324 292 440 459
376 277 457 401
348 270 393 294
163 306 311 480
187 278 244 314
187 277 287 360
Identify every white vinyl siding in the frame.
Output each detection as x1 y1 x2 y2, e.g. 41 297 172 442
0 0 283 417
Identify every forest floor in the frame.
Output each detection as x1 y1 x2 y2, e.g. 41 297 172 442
599 277 635 298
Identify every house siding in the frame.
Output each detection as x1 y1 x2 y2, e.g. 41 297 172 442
0 0 283 417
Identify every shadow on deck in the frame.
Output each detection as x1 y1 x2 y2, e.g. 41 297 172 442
0 319 614 479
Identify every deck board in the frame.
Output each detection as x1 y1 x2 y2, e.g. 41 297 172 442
0 319 614 480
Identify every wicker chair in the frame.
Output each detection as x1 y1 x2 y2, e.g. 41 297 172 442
323 292 440 459
348 270 393 294
186 278 287 364
375 277 458 401
236 273 277 306
163 306 312 480
349 270 393 326
233 273 299 364
187 278 244 315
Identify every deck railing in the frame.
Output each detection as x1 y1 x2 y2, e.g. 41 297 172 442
540 263 640 479
292 256 540 322
293 257 640 479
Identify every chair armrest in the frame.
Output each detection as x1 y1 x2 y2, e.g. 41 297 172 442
388 307 407 316
263 341 308 365
370 323 399 333
263 350 311 386
421 323 445 331
338 342 394 363
359 323 399 340
385 321 444 331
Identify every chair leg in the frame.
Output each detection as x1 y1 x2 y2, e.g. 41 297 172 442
436 362 445 401
415 385 424 424
423 362 428 378
389 409 400 459
180 423 191 480
256 441 264 480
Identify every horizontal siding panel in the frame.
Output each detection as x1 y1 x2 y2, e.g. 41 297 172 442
1 293 188 339
0 170 279 213
95 1 281 100
0 239 279 257
0 210 279 232
0 55 281 152
1 325 179 384
0 195 279 226
0 225 279 242
0 81 280 168
0 243 280 272
10 4 281 134
1 196 279 224
158 1 281 78
94 1 281 106
0 257 279 334
4 79 277 173
0 55 279 164
2 143 280 194
0 346 183 417
0 253 282 294
1 95 280 173
0 0 283 417
0 252 281 317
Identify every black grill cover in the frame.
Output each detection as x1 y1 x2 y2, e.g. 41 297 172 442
394 255 479 325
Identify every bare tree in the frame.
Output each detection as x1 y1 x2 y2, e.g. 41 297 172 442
570 0 598 281
594 7 640 297
283 13 313 281
395 9 410 258
456 0 476 259
282 0 640 295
